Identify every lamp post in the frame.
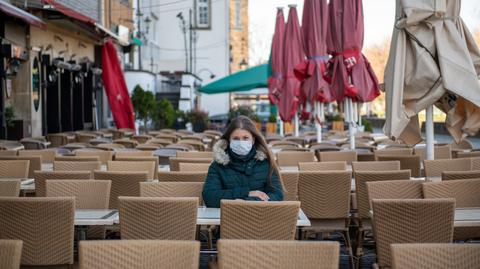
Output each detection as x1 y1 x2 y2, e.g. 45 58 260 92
177 12 188 72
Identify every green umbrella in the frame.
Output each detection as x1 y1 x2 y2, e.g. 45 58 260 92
198 64 269 94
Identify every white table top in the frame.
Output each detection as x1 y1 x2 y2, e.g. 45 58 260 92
280 165 353 172
454 208 480 227
41 164 107 172
75 209 118 226
369 208 480 228
74 208 311 227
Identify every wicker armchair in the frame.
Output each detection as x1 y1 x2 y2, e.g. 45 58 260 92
115 151 154 158
366 180 423 208
0 197 75 266
107 160 156 180
19 149 56 163
318 150 357 164
220 200 300 240
53 161 101 173
423 158 471 179
276 151 315 167
140 181 203 202
0 160 29 178
217 240 339 269
157 171 207 182
168 157 212 171
178 162 211 172
176 151 213 158
0 180 21 197
119 197 198 240
79 240 200 269
0 156 41 178
75 149 114 165
372 199 455 268
423 179 480 240
115 156 158 178
376 155 422 177
0 240 22 269
279 171 299 201
442 170 480 180
93 171 148 209
391 243 480 269
54 156 100 162
33 170 92 197
352 160 400 172
297 170 353 266
298 161 346 171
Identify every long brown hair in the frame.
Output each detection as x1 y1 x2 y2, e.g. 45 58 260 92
221 116 281 188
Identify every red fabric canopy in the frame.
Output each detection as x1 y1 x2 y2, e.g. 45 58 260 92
278 5 304 122
268 8 285 105
325 0 380 103
294 0 332 105
0 1 46 29
101 39 135 130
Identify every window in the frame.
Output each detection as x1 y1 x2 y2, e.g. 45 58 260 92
196 0 211 29
234 0 242 29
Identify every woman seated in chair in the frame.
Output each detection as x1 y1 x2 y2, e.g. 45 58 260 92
203 116 283 207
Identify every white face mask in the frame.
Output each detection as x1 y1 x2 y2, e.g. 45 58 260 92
230 140 253 156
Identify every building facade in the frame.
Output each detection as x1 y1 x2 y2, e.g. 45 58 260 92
1 0 135 138
127 0 249 116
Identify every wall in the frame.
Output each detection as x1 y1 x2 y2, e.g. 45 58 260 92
229 0 249 73
27 23 96 136
104 0 134 31
137 0 231 116
125 70 156 94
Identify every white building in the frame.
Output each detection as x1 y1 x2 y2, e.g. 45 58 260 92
126 0 249 116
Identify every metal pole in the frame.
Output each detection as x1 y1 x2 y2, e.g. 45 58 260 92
278 112 284 136
315 102 322 143
425 105 435 160
357 102 363 127
294 112 299 137
347 98 355 150
189 9 193 73
136 0 142 70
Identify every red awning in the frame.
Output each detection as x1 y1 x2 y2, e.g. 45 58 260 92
0 1 46 29
43 0 96 25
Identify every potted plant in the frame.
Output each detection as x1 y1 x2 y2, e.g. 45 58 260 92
153 98 175 130
266 113 277 134
186 109 209 132
251 113 262 132
131 85 156 132
331 114 345 131
172 109 186 130
5 106 19 140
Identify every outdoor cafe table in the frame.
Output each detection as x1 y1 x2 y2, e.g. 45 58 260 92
369 208 480 228
74 207 311 227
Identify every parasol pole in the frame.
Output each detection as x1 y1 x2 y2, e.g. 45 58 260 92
315 102 322 143
294 111 299 137
278 112 284 136
425 105 434 160
357 102 363 128
347 98 356 150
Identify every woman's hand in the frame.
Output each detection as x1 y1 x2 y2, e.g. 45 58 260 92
248 190 270 201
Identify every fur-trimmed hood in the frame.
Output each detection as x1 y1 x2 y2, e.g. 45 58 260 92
212 139 266 165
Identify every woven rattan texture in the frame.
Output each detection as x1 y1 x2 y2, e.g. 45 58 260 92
158 171 207 182
424 159 472 178
276 152 315 167
0 180 21 197
0 240 22 269
298 161 346 171
140 182 204 205
46 180 111 209
94 171 148 209
169 157 212 171
279 171 299 201
34 171 91 197
352 161 400 172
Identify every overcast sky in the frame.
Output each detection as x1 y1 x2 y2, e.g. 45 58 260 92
249 0 480 64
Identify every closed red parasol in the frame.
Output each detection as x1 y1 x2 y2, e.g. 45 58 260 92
278 5 304 123
101 39 135 130
268 7 285 105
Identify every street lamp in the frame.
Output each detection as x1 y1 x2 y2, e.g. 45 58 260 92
239 59 248 70
197 68 215 79
177 12 188 72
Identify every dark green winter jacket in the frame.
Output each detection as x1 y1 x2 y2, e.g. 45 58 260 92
202 139 283 208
